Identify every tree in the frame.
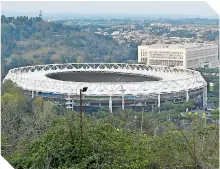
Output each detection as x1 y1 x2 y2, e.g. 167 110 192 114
1 15 7 23
33 97 44 113
184 99 196 110
208 97 219 108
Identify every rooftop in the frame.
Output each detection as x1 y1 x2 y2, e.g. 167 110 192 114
139 43 217 49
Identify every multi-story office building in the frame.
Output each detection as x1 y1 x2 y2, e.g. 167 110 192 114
138 43 219 69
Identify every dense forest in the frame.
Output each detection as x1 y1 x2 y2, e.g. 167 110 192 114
1 80 219 169
1 15 137 78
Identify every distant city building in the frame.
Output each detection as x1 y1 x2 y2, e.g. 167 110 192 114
138 43 219 69
150 23 171 28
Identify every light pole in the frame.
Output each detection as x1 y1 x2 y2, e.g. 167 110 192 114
202 112 207 153
80 87 88 135
178 98 181 104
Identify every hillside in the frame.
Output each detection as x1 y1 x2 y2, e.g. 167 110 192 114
1 15 137 78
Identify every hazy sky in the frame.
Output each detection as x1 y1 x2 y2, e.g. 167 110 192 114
1 1 218 18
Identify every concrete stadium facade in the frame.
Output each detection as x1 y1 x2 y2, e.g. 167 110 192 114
4 63 207 112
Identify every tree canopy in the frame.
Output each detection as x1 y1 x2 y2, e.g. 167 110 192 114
1 80 219 169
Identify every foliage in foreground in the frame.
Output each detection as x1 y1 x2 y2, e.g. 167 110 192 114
5 112 196 169
1 80 219 169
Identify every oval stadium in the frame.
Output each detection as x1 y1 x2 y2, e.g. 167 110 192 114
4 63 207 112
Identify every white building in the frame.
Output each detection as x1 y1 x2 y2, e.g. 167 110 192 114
138 43 219 69
111 31 120 36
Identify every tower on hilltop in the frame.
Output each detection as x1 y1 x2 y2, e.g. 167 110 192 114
39 10 42 18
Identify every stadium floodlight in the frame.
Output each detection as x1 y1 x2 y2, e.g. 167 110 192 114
81 87 88 92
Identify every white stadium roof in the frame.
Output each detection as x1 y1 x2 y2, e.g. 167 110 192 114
4 63 206 97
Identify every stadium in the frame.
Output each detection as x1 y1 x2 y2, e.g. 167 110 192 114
4 63 207 112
